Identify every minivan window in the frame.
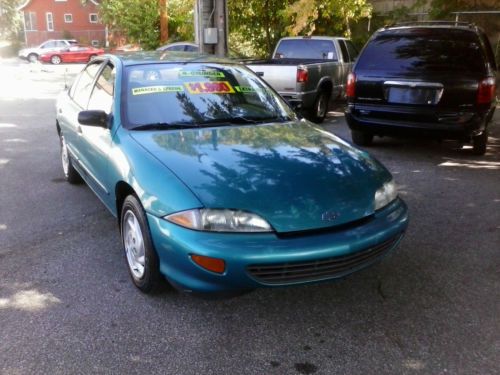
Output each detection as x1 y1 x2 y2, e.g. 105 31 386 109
356 30 486 74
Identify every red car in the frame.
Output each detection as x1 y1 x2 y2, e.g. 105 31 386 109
39 46 104 64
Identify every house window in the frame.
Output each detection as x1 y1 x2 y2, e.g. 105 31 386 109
64 14 73 23
89 13 98 23
91 40 100 47
46 12 54 31
24 12 37 31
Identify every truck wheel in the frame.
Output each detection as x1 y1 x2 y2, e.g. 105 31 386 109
308 91 329 123
351 130 373 146
472 130 488 155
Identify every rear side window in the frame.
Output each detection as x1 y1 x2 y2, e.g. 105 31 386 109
274 39 337 60
356 29 486 74
345 40 359 62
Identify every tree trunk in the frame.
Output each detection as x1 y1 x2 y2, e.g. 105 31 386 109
159 0 168 43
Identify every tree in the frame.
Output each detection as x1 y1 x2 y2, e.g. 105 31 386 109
228 0 293 57
0 0 21 40
285 0 372 38
99 0 194 50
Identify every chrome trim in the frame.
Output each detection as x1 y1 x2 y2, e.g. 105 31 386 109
383 81 443 89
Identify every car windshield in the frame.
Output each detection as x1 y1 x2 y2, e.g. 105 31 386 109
356 29 486 74
123 63 295 130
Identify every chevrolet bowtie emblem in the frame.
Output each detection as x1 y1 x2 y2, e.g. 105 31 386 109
321 211 339 221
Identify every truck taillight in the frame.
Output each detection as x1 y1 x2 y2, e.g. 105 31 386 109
297 67 308 83
346 73 356 98
477 77 496 105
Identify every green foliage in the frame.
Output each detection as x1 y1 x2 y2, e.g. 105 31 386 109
168 0 195 43
228 0 372 57
285 0 372 38
0 0 21 40
99 0 195 50
228 0 293 58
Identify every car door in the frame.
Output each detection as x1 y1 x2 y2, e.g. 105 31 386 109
58 61 104 180
76 62 116 208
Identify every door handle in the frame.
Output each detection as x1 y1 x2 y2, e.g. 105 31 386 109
77 126 82 135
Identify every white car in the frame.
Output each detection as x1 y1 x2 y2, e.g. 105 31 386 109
18 39 78 62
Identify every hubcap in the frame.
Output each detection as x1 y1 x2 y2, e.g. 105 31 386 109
123 211 146 279
52 56 61 64
60 136 69 176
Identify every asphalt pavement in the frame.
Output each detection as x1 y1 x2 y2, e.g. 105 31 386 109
0 59 499 375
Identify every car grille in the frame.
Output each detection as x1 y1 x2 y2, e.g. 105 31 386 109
247 234 402 285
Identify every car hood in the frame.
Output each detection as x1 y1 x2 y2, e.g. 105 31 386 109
130 121 391 233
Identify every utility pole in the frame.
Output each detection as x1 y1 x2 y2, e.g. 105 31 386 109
159 0 168 44
195 0 228 56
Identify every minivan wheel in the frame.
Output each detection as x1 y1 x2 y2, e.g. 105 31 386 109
120 195 161 293
472 130 488 155
351 130 373 146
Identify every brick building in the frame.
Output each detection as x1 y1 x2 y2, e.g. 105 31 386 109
18 0 106 47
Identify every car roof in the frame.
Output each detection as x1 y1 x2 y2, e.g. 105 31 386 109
107 51 238 66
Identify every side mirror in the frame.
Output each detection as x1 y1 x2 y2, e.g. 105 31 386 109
78 110 109 128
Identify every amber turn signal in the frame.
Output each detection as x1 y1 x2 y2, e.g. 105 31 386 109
191 254 226 274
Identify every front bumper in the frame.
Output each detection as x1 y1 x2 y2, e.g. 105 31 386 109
147 198 409 295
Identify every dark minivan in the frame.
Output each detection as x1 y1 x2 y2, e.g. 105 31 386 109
345 22 497 155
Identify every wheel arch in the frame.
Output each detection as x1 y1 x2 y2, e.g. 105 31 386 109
115 181 138 224
317 78 333 98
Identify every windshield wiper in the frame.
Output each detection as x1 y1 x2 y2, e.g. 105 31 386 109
195 115 291 127
130 122 196 131
130 115 292 131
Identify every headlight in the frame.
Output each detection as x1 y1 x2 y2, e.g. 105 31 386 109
374 179 398 210
165 209 273 233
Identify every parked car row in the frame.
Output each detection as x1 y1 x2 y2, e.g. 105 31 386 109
18 39 104 64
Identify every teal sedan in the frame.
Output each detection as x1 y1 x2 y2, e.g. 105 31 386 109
56 53 408 296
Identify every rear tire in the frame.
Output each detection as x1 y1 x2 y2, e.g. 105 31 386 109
88 54 97 62
120 195 161 293
60 133 82 184
351 130 374 146
308 90 329 123
472 130 488 155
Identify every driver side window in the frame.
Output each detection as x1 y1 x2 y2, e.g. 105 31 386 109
88 64 115 114
71 62 103 108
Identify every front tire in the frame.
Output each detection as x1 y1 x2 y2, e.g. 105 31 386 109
120 195 161 293
472 130 488 155
351 130 374 146
51 55 62 65
27 53 38 63
60 134 81 184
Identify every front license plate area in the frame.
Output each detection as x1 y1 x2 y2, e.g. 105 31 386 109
387 87 438 105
